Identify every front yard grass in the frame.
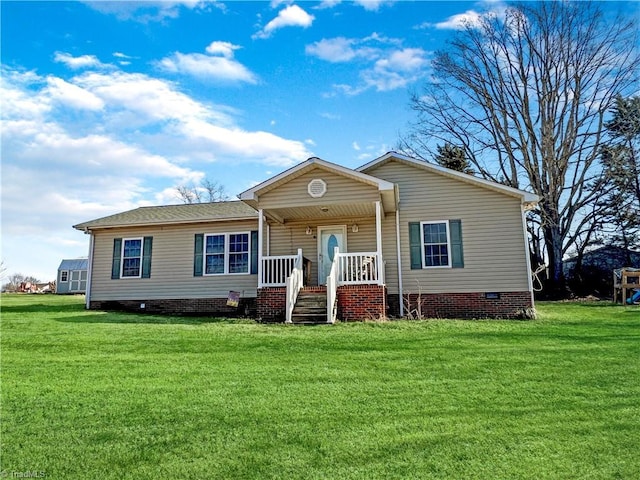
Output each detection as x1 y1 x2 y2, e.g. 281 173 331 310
1 294 638 479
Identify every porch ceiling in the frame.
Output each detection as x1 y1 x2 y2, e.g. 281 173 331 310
266 202 376 223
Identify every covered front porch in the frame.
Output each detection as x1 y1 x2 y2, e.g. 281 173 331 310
239 157 397 323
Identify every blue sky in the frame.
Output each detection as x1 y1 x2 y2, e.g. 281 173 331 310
0 0 632 282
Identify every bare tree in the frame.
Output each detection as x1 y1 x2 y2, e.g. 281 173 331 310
175 178 228 204
401 1 639 298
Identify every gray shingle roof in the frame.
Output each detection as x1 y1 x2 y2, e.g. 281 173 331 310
58 258 89 271
73 201 257 230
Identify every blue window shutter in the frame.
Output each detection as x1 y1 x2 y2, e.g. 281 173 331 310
194 234 204 277
250 230 258 275
111 238 122 279
142 236 153 278
409 222 422 270
450 220 464 268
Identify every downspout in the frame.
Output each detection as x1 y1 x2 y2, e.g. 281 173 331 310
395 209 404 317
375 201 383 284
85 229 94 310
521 202 535 307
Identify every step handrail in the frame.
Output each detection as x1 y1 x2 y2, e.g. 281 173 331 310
326 246 339 324
285 249 304 324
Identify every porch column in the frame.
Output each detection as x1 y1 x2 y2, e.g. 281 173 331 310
258 209 263 288
375 201 383 285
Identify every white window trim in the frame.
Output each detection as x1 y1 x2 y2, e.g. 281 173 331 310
203 231 251 276
420 220 452 269
60 270 69 283
121 237 144 279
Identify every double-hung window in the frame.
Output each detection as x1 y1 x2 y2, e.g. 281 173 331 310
204 232 249 275
111 237 153 279
122 238 143 277
409 220 463 270
421 221 451 267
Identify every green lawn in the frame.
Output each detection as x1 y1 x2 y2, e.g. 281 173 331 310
1 294 638 479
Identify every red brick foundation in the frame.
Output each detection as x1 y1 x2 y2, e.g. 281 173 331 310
89 289 534 321
256 287 287 323
89 297 256 317
337 284 387 321
391 291 534 319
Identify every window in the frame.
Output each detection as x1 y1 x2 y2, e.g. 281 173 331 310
60 270 69 282
111 237 153 279
122 238 143 277
195 232 257 277
421 221 451 267
205 232 249 275
409 220 464 270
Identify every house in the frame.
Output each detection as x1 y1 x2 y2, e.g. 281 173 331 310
56 258 89 294
73 152 539 321
563 245 640 275
563 245 640 297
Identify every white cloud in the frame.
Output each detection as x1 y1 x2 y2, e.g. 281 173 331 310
157 42 257 84
1 64 313 282
74 71 233 126
176 118 310 166
423 3 507 31
316 0 341 9
319 112 341 120
205 41 240 58
46 77 105 110
434 10 484 30
158 52 258 83
308 34 428 95
306 33 427 94
53 52 108 70
352 141 361 151
253 4 314 39
84 0 214 22
305 37 377 63
316 0 392 10
353 0 392 12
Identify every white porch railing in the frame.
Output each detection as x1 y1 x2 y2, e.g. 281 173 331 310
260 253 299 287
285 249 304 324
336 252 383 285
326 247 339 324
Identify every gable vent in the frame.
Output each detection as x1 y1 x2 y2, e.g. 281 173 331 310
307 179 327 198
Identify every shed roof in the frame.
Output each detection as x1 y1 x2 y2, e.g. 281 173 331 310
58 258 89 271
73 201 257 231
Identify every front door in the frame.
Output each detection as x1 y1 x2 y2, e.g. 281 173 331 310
318 226 347 284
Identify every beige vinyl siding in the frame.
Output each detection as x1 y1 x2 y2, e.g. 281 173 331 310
90 219 259 301
369 160 530 294
258 167 379 209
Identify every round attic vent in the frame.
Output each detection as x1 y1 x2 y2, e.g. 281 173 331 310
307 178 327 198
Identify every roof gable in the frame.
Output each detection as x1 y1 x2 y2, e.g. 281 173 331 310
358 152 539 206
238 157 394 202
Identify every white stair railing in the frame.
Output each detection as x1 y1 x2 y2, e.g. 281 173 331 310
326 247 340 324
261 254 298 287
336 252 382 285
285 249 304 324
